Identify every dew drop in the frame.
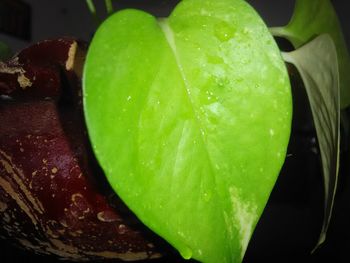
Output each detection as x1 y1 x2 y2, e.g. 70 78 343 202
179 246 193 260
215 22 235 42
203 191 212 202
243 27 250 35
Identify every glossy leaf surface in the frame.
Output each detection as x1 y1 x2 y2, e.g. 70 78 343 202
283 34 340 250
271 0 350 108
83 0 292 262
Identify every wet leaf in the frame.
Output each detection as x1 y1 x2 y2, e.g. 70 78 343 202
83 0 292 262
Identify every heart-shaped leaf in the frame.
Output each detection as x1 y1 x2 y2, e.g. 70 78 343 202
282 34 340 250
83 0 292 262
270 0 350 108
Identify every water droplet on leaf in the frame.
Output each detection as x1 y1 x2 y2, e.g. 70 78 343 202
215 22 235 42
203 191 212 202
179 246 193 260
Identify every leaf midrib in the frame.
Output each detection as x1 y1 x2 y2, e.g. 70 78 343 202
157 18 232 260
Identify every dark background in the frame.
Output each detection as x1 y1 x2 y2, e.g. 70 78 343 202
1 0 350 262
0 0 349 52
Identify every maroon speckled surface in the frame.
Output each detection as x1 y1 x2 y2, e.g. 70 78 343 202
0 39 174 261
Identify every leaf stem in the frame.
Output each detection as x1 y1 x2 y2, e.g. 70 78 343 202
269 26 302 48
85 0 101 26
104 0 114 14
85 0 96 15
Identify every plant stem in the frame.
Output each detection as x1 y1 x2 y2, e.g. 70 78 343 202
85 0 100 26
104 0 113 14
85 0 96 15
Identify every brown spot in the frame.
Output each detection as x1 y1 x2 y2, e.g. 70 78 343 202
97 210 120 223
0 201 7 212
57 229 66 235
69 194 91 220
71 193 88 209
46 227 60 238
69 231 78 237
71 193 81 202
18 73 32 89
59 219 68 228
147 243 155 248
117 224 127 235
51 167 58 174
65 42 77 71
68 230 83 237
0 60 24 74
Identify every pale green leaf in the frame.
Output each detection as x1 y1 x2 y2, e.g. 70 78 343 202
282 34 340 250
270 0 350 108
83 0 292 262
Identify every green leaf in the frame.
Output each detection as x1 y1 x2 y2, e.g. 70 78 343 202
270 0 350 109
282 34 340 251
83 0 292 262
0 41 12 60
